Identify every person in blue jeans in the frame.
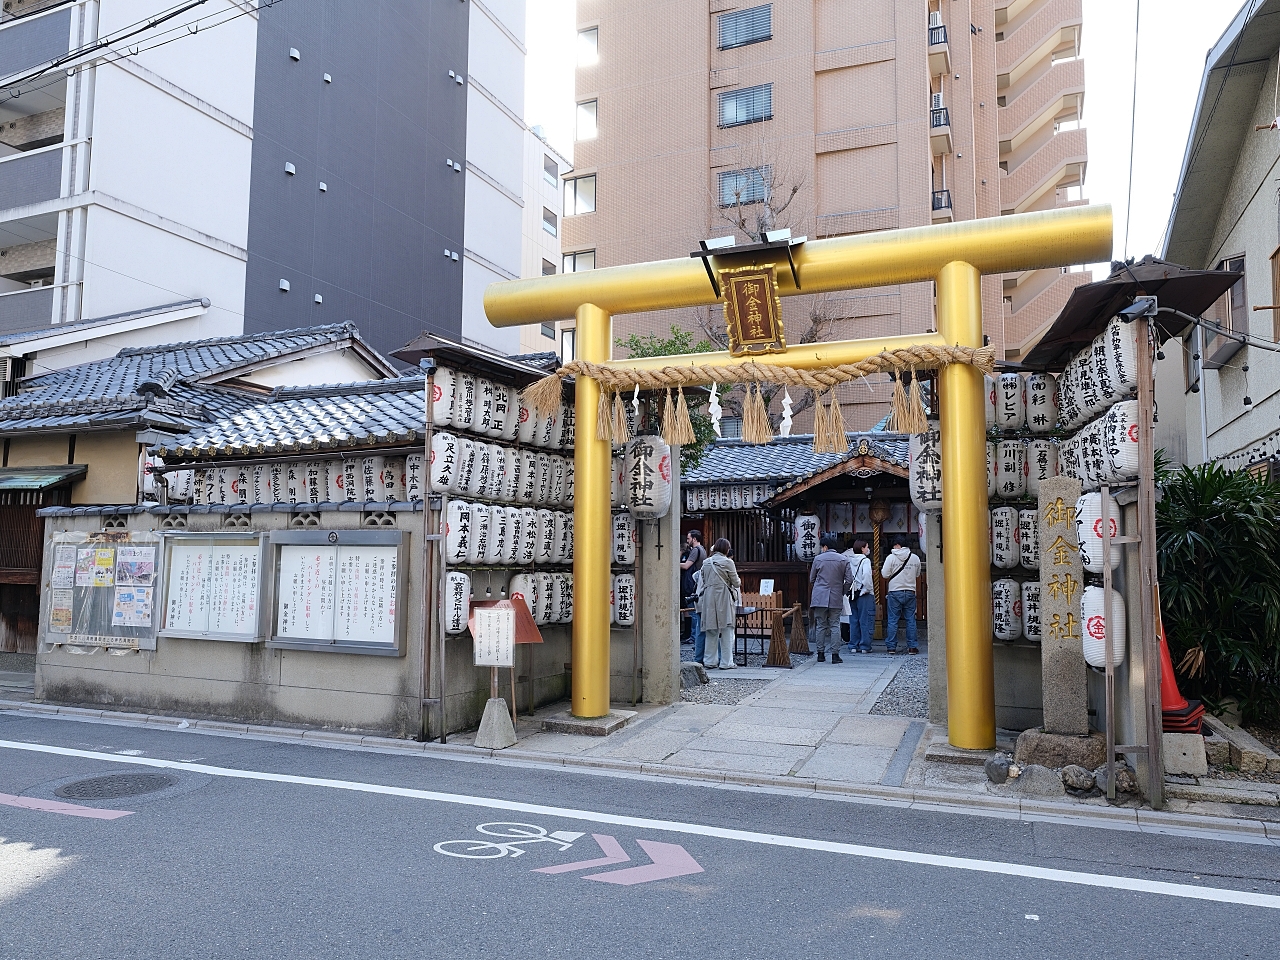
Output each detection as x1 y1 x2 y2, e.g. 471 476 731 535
846 539 876 653
689 568 707 662
880 536 921 653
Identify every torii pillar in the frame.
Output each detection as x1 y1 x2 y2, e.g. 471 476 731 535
484 205 1112 749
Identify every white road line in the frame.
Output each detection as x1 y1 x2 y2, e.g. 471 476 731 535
2 737 1277 910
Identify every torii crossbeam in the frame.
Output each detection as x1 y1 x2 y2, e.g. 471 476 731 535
484 204 1112 749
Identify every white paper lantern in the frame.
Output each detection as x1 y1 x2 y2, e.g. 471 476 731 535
535 508 556 563
1082 586 1126 669
533 452 552 505
707 486 720 512
501 448 520 502
552 510 571 564
282 464 301 504
381 458 404 502
564 460 575 506
1025 439 1058 497
322 459 343 503
996 440 1026 499
404 453 424 502
517 507 538 564
990 506 1019 569
444 572 471 634
995 373 1026 431
1022 581 1042 642
509 573 537 617
624 435 673 519
536 405 560 448
730 485 743 510
909 424 943 512
610 456 624 507
1075 492 1122 573
501 388 521 441
535 572 556 625
516 398 537 444
686 488 696 512
486 506 508 565
227 465 249 505
1080 420 1104 491
986 441 997 499
1057 360 1080 431
794 514 821 562
1076 349 1107 423
558 402 575 449
613 574 636 627
488 382 513 438
429 433 459 494
984 375 996 428
358 456 382 502
467 503 491 565
992 578 1021 642
430 367 456 427
484 447 505 500
1102 316 1140 399
1018 508 1039 569
475 379 498 435
341 459 360 502
612 512 636 565
453 373 476 431
695 486 709 513
1102 399 1140 483
302 460 323 504
445 500 472 564
191 468 206 505
553 573 573 623
469 443 492 497
518 449 538 503
550 456 566 505
1026 373 1058 433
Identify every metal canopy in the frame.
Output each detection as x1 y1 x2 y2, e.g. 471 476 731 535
390 332 555 387
1022 255 1241 369
0 464 87 490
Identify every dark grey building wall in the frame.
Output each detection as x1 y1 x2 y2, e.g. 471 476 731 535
243 0 467 359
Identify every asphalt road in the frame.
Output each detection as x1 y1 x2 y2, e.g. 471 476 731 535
1 712 1278 959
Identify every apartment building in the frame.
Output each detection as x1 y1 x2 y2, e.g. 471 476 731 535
517 125 573 358
0 0 526 388
563 0 1089 427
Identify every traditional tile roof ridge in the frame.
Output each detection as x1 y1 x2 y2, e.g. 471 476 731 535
684 432 909 487
268 374 425 401
0 298 208 345
112 321 360 358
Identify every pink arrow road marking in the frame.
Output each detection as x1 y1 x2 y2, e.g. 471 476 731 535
534 834 630 874
585 840 704 886
0 792 134 820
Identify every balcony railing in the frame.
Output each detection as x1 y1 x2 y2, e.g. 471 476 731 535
930 107 950 128
0 143 62 211
0 284 55 330
929 25 948 46
932 189 952 211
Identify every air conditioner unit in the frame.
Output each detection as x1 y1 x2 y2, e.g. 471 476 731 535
0 356 22 398
932 93 945 111
929 11 943 27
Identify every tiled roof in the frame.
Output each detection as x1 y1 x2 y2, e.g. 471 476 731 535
0 324 382 436
155 376 426 458
684 433 909 488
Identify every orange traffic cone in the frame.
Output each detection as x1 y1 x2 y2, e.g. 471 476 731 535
1157 619 1204 733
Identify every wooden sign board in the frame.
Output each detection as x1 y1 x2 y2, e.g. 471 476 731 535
720 265 786 356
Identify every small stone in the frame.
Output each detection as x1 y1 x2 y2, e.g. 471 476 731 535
1094 763 1140 795
1162 732 1208 777
1007 763 1022 779
1061 764 1095 790
1204 734 1230 767
680 663 710 689
1015 728 1107 770
984 753 1012 784
1009 764 1066 798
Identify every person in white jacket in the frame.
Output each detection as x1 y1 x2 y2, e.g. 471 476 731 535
843 539 875 653
880 536 921 654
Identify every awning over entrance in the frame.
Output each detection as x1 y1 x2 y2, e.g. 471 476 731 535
0 465 86 505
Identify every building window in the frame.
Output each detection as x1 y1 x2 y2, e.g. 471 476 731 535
563 250 595 273
718 4 771 50
543 154 558 186
542 207 558 237
1202 255 1245 369
578 27 598 65
561 328 577 363
542 258 556 276
576 100 597 140
718 83 772 128
541 322 556 339
1272 246 1280 342
720 416 743 439
718 166 771 207
564 175 596 216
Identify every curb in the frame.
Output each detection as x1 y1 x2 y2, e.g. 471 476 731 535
2 697 1277 844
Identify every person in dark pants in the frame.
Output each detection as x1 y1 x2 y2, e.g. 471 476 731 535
846 539 876 653
880 535 921 654
809 534 853 664
682 531 707 656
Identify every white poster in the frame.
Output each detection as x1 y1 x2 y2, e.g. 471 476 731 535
113 586 153 628
335 546 398 644
277 546 337 641
166 544 212 633
115 545 156 586
472 605 515 667
52 545 76 589
210 545 260 636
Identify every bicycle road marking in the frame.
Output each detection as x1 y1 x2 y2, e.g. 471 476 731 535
2 736 1278 911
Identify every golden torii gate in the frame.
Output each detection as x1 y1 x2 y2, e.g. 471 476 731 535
484 204 1112 749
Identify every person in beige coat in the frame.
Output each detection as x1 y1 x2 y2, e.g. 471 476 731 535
696 538 741 670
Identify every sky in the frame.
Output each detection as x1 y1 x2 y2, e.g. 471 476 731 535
523 0 1246 277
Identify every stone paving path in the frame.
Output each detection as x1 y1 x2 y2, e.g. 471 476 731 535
454 651 931 789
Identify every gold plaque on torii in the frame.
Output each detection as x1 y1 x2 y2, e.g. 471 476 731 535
720 265 786 357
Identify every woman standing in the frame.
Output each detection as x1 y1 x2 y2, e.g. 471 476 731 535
697 538 741 670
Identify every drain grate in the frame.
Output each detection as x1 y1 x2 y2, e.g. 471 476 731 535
55 773 177 800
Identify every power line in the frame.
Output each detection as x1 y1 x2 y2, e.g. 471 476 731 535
1123 0 1140 258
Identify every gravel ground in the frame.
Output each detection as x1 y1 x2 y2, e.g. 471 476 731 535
680 677 771 705
869 653 929 718
679 645 812 668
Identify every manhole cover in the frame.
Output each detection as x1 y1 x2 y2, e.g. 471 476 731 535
55 773 177 800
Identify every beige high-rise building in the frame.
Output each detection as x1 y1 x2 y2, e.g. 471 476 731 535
562 0 1088 428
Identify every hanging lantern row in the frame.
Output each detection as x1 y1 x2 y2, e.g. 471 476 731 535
431 433 574 506
986 372 1059 433
683 483 776 513
1081 586 1126 669
989 506 1040 571
992 578 1041 643
444 501 573 567
189 455 423 506
431 367 575 451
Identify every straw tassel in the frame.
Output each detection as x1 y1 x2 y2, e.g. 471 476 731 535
596 389 613 445
611 391 631 445
522 373 564 422
789 605 810 654
887 372 911 433
811 391 831 453
661 388 677 446
671 387 697 447
826 391 848 453
904 369 929 434
742 384 774 444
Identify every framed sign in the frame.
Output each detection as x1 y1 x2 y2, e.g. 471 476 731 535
46 532 162 650
720 264 786 356
267 530 406 656
471 604 515 667
160 534 266 642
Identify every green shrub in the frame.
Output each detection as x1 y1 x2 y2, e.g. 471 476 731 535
1157 462 1280 725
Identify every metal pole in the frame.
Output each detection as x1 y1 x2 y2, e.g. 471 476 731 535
1195 324 1209 464
936 260 995 748
573 302 613 718
420 370 435 741
632 521 641 708
1101 483 1115 800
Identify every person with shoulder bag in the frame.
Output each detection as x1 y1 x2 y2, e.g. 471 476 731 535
846 539 876 654
696 538 741 670
880 535 922 654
